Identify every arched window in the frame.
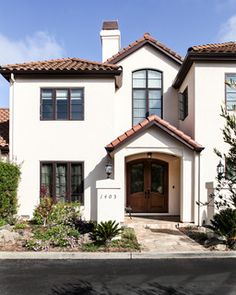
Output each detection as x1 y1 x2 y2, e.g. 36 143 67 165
132 69 162 125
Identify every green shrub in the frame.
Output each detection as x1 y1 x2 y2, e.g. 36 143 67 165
14 222 27 230
32 197 53 225
32 200 80 227
26 224 80 250
0 218 6 227
48 202 80 226
93 220 122 246
209 208 236 248
0 162 21 221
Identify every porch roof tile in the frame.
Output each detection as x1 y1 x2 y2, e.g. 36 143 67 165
106 115 204 152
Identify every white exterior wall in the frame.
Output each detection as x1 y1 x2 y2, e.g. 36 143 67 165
114 45 180 136
194 63 236 222
179 65 195 138
11 77 116 219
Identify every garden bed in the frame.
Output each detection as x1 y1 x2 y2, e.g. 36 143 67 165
179 226 230 251
0 222 140 252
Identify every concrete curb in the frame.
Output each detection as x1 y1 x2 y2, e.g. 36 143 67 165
0 251 236 259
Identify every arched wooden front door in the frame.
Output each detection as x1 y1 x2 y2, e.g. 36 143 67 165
127 159 168 213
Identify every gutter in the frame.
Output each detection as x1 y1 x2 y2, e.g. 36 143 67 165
9 73 15 161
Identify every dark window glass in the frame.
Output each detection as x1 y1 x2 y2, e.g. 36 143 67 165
132 69 162 125
130 163 144 194
40 162 84 203
71 89 84 120
225 74 236 111
56 90 68 120
40 163 52 196
179 87 188 121
41 88 84 120
56 163 67 202
151 163 164 194
41 89 53 119
71 164 83 201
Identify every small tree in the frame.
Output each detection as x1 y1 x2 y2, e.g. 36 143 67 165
213 107 236 209
209 105 236 248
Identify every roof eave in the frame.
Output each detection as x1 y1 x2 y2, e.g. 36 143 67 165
173 51 236 88
0 68 123 81
108 40 183 66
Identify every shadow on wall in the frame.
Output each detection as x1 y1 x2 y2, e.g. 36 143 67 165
84 155 110 221
163 86 178 126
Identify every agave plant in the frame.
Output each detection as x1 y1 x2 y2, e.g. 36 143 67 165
94 220 122 246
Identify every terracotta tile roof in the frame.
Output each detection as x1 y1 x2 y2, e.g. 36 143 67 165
188 41 236 53
0 57 121 73
0 108 9 149
106 115 204 152
106 33 183 64
173 41 236 88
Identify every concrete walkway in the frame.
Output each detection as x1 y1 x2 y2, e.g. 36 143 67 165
125 216 207 252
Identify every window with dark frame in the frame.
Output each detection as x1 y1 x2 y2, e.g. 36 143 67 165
225 74 236 111
178 87 188 121
41 88 84 120
132 69 162 125
40 162 84 203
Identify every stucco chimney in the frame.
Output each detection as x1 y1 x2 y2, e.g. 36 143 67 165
100 20 121 62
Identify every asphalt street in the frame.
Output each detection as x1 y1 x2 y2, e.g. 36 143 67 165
0 258 235 295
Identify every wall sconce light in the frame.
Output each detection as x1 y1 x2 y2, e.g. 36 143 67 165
105 162 113 178
217 160 224 175
147 152 152 159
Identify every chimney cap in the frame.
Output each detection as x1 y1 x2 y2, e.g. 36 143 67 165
102 20 119 30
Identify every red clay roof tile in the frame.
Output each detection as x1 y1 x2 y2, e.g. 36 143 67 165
188 41 236 53
0 57 121 74
106 115 204 152
106 33 183 64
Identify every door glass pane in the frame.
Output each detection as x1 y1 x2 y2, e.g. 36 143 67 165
41 164 52 197
56 164 67 202
130 163 144 193
151 163 164 194
71 164 83 202
56 90 68 119
42 89 53 119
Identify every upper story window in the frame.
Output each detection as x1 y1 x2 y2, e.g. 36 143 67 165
132 69 162 125
225 74 236 111
178 87 188 121
41 88 84 120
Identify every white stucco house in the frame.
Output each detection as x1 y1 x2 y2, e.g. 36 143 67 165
0 21 235 225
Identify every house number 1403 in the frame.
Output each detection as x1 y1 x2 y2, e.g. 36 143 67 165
100 194 117 199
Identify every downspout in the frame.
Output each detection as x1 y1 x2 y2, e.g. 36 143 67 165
197 152 201 226
9 73 15 161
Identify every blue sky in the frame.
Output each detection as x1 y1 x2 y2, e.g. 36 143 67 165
1 0 236 107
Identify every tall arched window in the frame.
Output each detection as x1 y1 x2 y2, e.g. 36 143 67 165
132 69 162 125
